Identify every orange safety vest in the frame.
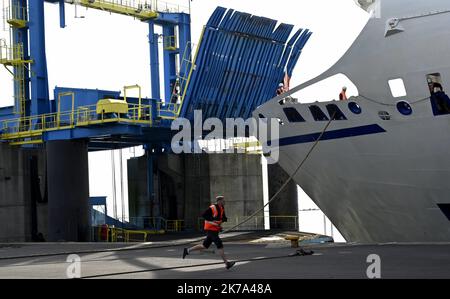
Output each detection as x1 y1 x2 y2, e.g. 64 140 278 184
204 204 224 232
339 91 348 101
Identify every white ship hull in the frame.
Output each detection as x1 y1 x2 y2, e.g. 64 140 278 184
254 0 450 243
257 99 450 243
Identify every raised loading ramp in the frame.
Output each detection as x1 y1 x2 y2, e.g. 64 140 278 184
179 7 312 121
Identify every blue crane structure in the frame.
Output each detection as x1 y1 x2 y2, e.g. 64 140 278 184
0 0 312 241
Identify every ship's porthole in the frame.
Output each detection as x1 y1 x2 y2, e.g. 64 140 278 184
348 102 362 114
276 118 285 126
378 111 391 121
397 101 412 116
258 114 266 119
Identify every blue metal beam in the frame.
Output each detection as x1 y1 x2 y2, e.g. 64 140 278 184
29 0 50 116
42 124 143 141
59 0 66 28
163 24 177 102
148 21 161 100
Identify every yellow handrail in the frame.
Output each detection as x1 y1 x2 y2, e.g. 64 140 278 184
76 0 157 19
163 35 177 51
1 4 28 29
0 103 154 143
0 42 28 64
95 226 167 243
11 4 27 19
57 92 75 128
176 27 206 116
124 84 142 119
197 215 299 231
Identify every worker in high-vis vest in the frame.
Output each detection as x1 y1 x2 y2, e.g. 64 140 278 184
339 86 348 101
183 196 235 270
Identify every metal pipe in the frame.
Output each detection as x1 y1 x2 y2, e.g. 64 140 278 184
119 148 125 225
111 150 118 220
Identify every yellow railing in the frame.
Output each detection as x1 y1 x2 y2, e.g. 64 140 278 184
71 0 190 20
6 4 28 28
0 102 154 142
153 0 189 13
126 217 185 232
58 92 75 128
111 227 159 242
2 3 31 119
197 216 299 231
157 102 181 119
163 35 177 51
77 0 157 19
0 40 31 117
75 103 153 126
123 84 142 118
232 140 263 154
94 226 167 243
0 41 29 65
166 220 184 232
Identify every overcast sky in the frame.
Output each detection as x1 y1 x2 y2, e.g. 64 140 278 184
0 0 371 241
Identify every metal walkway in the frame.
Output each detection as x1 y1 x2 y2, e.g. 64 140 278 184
47 0 189 20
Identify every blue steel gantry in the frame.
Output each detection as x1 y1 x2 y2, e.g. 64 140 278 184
0 1 313 241
0 0 192 147
0 1 312 149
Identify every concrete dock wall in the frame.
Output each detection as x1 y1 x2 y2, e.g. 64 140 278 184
128 153 265 231
47 140 90 242
268 163 298 230
0 143 47 242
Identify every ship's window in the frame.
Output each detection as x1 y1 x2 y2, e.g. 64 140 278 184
427 73 450 116
283 107 305 123
348 102 362 114
388 78 407 98
378 111 391 121
397 101 412 116
278 97 298 105
438 204 450 221
309 105 329 121
326 104 347 120
427 73 443 95
275 118 285 126
258 114 266 119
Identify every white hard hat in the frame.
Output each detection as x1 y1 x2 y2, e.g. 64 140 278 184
343 86 347 90
279 83 284 87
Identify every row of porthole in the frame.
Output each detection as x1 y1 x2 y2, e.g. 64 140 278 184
348 101 412 116
260 101 412 121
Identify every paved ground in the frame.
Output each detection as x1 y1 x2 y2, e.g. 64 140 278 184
0 233 449 279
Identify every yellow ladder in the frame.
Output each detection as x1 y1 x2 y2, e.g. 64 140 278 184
172 41 195 114
172 27 206 116
0 40 31 117
0 3 33 143
1 2 31 119
14 65 25 116
13 63 25 116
